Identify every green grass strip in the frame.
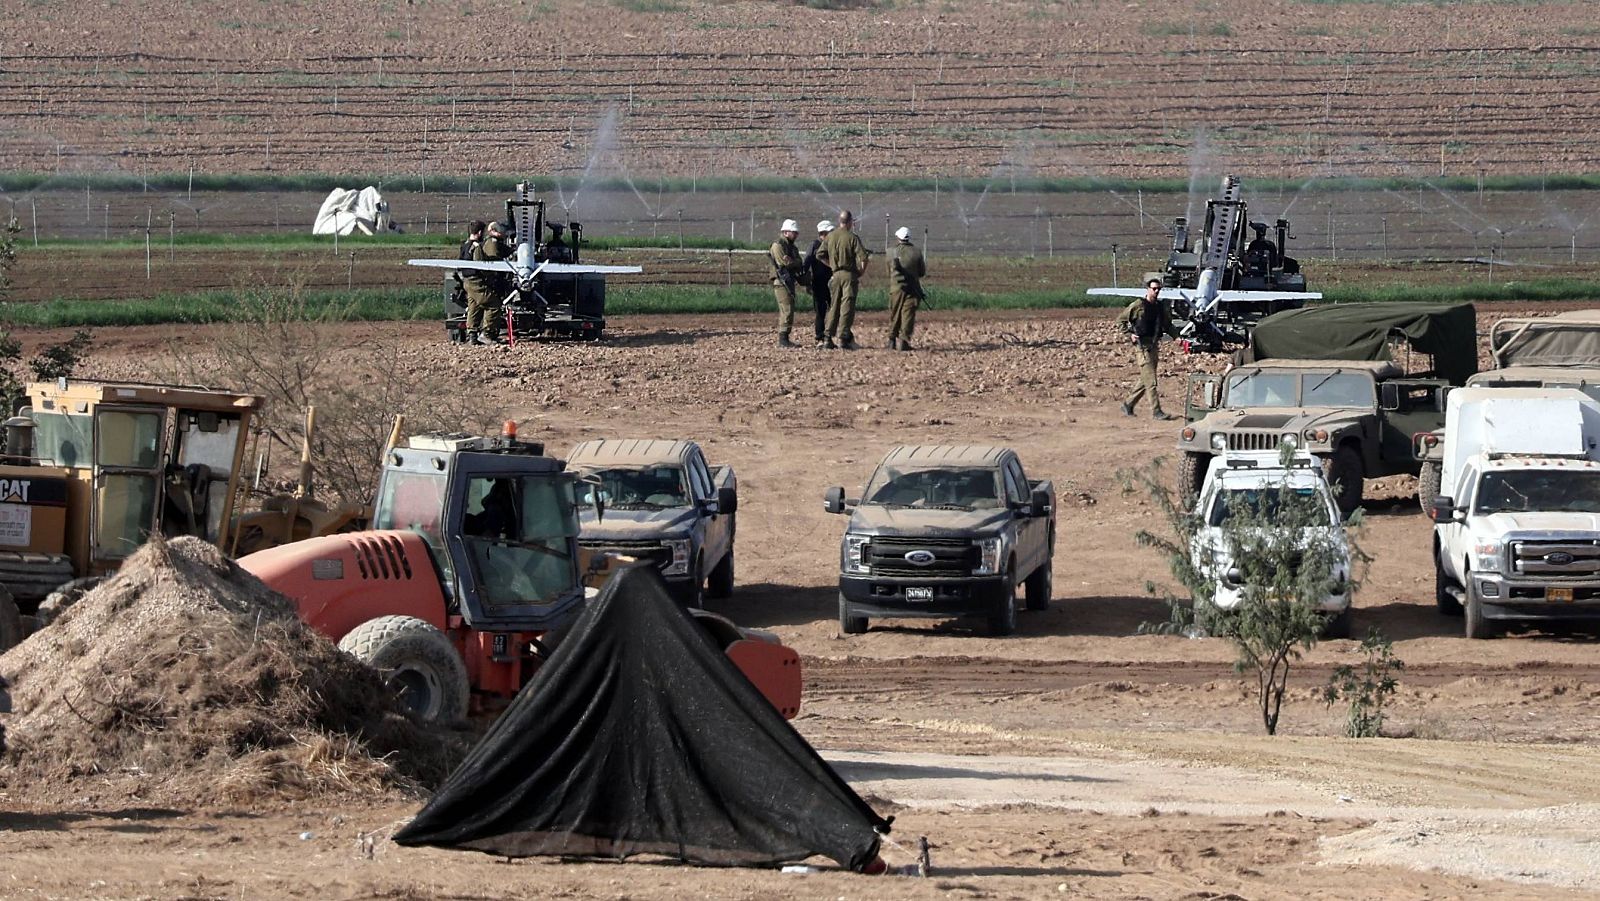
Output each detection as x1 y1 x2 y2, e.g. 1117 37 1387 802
8 279 1600 329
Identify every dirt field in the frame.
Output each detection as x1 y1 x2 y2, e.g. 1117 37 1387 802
6 1 1600 179
5 306 1600 898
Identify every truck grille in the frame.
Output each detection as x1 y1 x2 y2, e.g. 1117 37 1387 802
579 539 671 570
1227 431 1285 451
1512 540 1600 579
865 536 978 578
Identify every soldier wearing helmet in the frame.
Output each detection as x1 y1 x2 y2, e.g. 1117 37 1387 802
769 218 806 347
803 220 835 346
886 226 926 351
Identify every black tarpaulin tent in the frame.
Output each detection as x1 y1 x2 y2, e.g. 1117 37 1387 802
1243 302 1479 385
392 564 889 871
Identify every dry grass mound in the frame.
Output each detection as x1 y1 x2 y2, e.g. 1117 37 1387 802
0 535 463 807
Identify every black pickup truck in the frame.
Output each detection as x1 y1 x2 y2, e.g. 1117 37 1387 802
824 445 1055 636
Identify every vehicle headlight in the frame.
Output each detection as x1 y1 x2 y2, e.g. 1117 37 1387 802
842 533 871 575
973 536 1004 575
1473 540 1503 573
1280 433 1298 449
663 538 692 575
1210 433 1227 451
1303 428 1329 444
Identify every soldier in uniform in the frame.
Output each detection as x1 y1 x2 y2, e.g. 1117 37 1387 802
465 221 512 345
1118 276 1181 420
821 210 869 350
886 226 926 351
769 219 806 347
803 220 834 346
1245 221 1278 272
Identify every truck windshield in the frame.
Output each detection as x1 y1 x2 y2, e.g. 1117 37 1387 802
574 465 688 509
1476 470 1600 514
462 475 580 607
1208 486 1331 527
863 465 1003 509
1301 373 1373 408
1225 372 1298 407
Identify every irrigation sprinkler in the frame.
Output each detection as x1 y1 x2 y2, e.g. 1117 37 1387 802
31 201 37 247
1381 217 1389 259
884 213 891 253
1110 243 1119 288
333 228 339 258
103 203 108 240
348 252 356 290
168 212 175 262
1047 218 1054 259
188 162 194 205
677 209 684 250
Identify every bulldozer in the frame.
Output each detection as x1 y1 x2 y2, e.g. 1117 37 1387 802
0 380 263 651
238 425 802 722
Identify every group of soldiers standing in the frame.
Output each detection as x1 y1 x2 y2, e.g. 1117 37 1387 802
769 210 926 351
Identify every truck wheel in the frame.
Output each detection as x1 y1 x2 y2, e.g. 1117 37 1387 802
36 575 107 628
1024 562 1052 612
1178 452 1210 507
338 616 470 722
706 550 735 599
1417 461 1442 511
1434 549 1463 616
987 575 1018 637
1464 585 1497 640
0 587 22 653
1325 445 1363 515
838 593 867 635
1322 607 1352 639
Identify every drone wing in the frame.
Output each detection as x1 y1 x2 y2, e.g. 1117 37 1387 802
539 263 644 275
1214 290 1323 302
406 259 642 275
407 258 518 273
1087 287 1205 302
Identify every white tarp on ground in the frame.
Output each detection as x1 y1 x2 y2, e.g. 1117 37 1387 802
312 186 398 236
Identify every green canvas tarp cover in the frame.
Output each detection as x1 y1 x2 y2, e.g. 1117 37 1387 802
1245 302 1478 385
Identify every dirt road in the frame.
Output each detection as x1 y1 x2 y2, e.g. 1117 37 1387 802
7 307 1600 897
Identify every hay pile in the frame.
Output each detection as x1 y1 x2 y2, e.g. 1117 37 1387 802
0 536 463 806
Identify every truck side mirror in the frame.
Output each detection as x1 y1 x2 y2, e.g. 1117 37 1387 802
823 486 846 515
1379 382 1401 411
716 485 738 516
1029 489 1052 517
1431 495 1457 523
1435 386 1451 412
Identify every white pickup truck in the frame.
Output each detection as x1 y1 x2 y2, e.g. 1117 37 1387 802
1191 450 1354 637
1431 387 1600 638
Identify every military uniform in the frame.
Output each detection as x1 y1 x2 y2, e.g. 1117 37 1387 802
465 233 510 341
1118 295 1182 417
822 226 868 348
803 236 833 343
769 235 805 344
887 240 926 350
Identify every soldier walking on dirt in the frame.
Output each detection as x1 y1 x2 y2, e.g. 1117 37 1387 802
803 220 834 346
886 226 926 351
821 210 869 350
463 220 511 346
770 219 806 347
1118 277 1181 420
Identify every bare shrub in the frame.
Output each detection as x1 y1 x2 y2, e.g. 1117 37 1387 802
161 275 500 505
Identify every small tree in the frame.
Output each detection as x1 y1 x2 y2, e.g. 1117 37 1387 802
159 276 500 505
1126 444 1366 735
0 218 93 416
1324 628 1404 738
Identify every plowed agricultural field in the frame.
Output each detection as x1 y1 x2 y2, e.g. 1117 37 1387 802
4 0 1600 179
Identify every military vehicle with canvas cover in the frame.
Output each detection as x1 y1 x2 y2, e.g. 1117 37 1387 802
1179 303 1476 513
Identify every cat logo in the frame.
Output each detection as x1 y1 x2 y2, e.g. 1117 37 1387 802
0 479 30 504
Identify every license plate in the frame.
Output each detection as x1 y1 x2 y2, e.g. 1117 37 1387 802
1547 587 1575 603
904 586 934 601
